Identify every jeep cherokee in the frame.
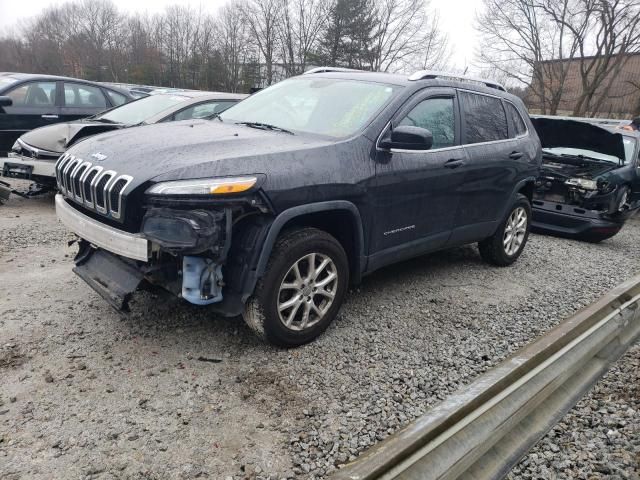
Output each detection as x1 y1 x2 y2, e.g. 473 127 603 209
55 68 541 347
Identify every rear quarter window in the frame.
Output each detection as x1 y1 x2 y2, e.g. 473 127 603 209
460 91 508 144
505 102 527 137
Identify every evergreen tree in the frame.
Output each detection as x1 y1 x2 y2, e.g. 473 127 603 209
316 0 379 69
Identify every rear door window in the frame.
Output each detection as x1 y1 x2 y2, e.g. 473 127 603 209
64 82 107 108
397 97 456 149
6 81 57 107
460 91 508 144
505 102 527 137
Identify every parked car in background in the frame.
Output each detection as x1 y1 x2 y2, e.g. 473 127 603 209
100 82 192 99
55 68 540 346
531 116 640 242
0 73 133 155
3 91 246 188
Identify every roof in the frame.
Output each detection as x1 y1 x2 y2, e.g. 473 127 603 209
0 72 132 97
155 90 247 100
303 70 519 100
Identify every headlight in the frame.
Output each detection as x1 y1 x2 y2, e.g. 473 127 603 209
565 178 597 190
146 176 258 196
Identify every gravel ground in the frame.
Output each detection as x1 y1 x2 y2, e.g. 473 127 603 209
509 344 639 480
0 179 638 479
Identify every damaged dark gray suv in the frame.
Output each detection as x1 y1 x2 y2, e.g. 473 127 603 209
55 68 541 346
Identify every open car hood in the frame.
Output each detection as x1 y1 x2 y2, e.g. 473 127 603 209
531 117 626 161
20 120 125 154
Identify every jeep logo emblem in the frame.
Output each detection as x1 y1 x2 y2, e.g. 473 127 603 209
91 152 108 162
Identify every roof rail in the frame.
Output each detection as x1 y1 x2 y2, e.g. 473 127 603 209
303 66 367 75
408 70 506 92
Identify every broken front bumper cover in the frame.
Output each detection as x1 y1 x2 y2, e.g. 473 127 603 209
74 246 144 311
531 199 627 237
55 194 149 261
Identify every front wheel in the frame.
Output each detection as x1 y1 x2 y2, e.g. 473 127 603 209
243 228 349 347
479 194 531 266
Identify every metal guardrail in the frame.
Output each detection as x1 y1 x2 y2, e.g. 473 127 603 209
332 274 640 480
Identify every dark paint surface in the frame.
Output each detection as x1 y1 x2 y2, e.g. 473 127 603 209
0 74 133 153
63 74 541 263
531 117 627 160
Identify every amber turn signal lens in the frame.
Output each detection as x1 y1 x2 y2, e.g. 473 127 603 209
210 179 256 194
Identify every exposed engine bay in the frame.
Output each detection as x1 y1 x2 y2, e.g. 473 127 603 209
534 154 619 212
531 117 635 215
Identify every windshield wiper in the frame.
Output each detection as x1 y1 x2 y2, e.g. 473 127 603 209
235 121 294 135
92 117 117 124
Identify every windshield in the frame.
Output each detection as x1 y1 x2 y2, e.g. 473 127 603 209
543 137 637 165
96 94 190 125
0 77 19 89
219 77 401 138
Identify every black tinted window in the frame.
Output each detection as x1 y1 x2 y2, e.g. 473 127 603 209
460 92 508 144
398 97 455 149
505 102 527 137
6 81 56 107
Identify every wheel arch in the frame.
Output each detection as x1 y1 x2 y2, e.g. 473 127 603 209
243 201 365 300
498 177 536 220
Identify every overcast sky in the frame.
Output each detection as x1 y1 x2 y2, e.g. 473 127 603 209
0 0 482 72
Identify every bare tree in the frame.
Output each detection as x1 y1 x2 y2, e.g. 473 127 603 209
477 0 582 115
215 1 254 92
242 0 282 85
370 0 449 73
278 0 327 75
552 0 640 116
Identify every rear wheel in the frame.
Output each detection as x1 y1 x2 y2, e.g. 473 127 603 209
243 228 349 347
479 194 531 266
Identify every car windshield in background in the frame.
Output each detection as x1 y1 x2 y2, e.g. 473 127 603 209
219 78 401 138
96 94 190 125
544 137 637 165
0 77 19 89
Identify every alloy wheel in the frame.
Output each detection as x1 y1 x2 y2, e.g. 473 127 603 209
503 206 527 256
277 253 338 331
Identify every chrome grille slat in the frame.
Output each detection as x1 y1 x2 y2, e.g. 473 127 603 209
55 156 132 222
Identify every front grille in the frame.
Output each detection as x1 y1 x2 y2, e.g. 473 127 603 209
55 154 133 221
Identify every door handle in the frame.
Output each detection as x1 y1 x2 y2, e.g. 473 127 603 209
42 114 59 119
509 151 523 159
444 158 465 169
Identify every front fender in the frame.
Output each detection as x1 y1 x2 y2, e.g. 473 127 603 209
241 200 365 301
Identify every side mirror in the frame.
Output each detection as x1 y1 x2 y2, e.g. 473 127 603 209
0 96 13 107
380 125 433 150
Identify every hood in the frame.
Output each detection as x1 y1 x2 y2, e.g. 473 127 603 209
20 120 124 154
531 117 626 160
64 120 334 191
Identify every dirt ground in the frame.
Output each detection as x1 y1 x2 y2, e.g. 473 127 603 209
1 180 638 479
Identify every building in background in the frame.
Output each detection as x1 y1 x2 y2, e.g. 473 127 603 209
527 53 640 119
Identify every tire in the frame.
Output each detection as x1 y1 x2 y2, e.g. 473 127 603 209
478 194 531 266
243 227 349 347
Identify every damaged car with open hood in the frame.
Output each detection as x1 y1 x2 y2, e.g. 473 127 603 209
531 116 640 242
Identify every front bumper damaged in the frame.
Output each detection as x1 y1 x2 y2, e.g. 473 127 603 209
531 199 627 237
56 194 149 261
73 245 144 311
57 194 246 314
